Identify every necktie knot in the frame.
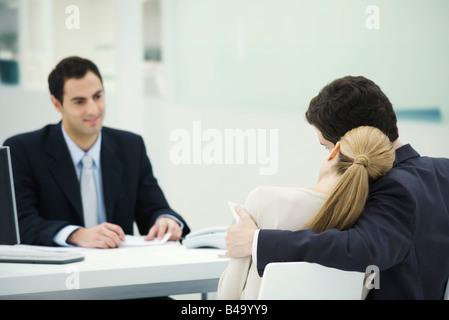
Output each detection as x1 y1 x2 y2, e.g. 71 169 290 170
82 154 93 169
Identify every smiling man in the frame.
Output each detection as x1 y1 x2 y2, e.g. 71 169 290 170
4 56 190 248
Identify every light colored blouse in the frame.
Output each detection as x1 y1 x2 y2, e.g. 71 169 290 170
217 185 327 300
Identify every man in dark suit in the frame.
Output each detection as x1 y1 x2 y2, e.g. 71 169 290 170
4 56 190 248
225 76 449 299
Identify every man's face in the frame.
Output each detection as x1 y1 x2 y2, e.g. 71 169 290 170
315 127 335 153
54 71 105 143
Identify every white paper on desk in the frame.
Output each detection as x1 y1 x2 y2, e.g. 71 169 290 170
119 233 171 248
227 201 242 223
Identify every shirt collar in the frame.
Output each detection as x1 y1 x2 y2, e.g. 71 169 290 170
61 123 102 168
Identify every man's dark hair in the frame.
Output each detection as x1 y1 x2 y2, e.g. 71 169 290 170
305 76 399 144
48 56 103 104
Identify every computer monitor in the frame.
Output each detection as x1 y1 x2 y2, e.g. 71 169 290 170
0 146 20 245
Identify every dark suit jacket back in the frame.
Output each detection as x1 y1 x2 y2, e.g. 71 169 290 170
4 123 189 246
257 145 449 299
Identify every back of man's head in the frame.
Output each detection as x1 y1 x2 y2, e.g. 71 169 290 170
48 56 103 104
305 76 399 144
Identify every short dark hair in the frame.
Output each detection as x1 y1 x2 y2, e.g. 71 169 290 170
305 76 399 144
48 56 103 104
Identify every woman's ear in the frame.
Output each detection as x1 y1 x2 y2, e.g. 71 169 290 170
327 141 340 161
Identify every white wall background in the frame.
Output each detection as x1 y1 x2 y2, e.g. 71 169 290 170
1 0 449 233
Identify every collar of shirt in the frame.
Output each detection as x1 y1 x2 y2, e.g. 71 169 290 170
61 123 102 177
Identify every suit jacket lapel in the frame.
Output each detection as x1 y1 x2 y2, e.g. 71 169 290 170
46 124 84 220
101 130 123 222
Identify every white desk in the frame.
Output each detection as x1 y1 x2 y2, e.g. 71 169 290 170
0 243 229 300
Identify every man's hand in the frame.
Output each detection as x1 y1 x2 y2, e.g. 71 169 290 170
225 206 258 258
145 217 183 241
67 222 125 248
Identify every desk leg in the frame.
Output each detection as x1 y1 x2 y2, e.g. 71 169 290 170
202 292 217 300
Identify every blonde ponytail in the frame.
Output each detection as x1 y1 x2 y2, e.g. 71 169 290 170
306 126 395 233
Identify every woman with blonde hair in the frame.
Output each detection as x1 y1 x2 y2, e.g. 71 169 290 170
217 125 395 299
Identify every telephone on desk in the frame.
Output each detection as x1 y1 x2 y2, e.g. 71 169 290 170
182 226 227 249
182 201 241 250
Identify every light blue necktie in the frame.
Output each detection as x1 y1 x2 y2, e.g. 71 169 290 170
80 155 98 228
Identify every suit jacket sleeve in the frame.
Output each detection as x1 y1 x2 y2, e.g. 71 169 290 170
4 136 72 246
133 135 190 236
256 176 415 277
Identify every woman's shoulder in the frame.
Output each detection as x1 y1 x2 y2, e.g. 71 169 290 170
244 185 327 230
247 185 326 202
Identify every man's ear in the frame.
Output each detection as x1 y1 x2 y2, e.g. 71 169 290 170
50 95 63 114
328 141 340 161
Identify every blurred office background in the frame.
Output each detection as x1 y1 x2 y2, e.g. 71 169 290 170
1 0 448 232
